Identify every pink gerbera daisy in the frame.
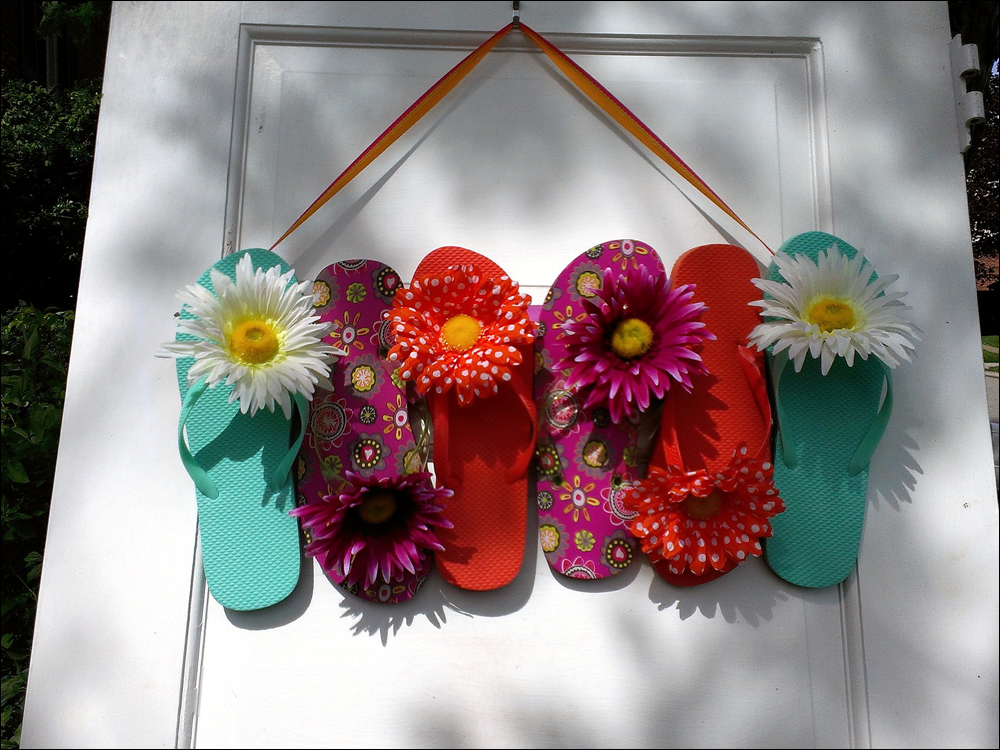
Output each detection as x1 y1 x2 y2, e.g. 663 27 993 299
290 471 453 591
559 264 714 423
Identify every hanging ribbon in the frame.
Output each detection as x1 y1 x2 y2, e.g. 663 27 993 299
271 22 772 256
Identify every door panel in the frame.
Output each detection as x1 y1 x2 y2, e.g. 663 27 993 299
20 3 998 749
197 18 849 750
235 32 822 294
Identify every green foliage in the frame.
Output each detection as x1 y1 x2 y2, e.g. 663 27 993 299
966 69 999 286
1 71 102 310
1 305 74 749
38 1 107 44
1 13 102 746
984 336 999 364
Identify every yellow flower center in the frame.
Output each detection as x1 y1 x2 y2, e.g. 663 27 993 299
806 297 857 333
229 319 280 364
681 488 726 521
358 490 398 525
441 314 482 352
610 317 653 359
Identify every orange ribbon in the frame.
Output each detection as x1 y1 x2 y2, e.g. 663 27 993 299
272 22 771 256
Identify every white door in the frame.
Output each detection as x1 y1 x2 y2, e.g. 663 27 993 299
21 2 999 748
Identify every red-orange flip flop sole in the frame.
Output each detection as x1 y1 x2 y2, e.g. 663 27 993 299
651 244 771 586
412 247 536 591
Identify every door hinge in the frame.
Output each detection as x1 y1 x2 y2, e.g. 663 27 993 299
950 34 985 153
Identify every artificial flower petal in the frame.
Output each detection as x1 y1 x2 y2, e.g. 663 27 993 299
291 470 454 591
558 264 714 424
622 444 785 576
748 243 920 373
387 263 536 406
159 253 344 417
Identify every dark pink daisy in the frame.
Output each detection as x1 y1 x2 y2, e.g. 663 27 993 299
290 470 453 591
559 265 714 423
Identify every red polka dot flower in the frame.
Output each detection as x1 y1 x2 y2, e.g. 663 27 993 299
621 445 785 577
388 264 536 405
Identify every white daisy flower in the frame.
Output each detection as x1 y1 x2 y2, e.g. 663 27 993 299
159 253 344 418
748 243 920 375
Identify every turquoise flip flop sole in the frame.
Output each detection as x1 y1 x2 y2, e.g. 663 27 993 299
175 249 301 611
762 232 892 589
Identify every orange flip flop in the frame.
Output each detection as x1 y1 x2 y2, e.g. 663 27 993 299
388 247 538 590
625 244 784 586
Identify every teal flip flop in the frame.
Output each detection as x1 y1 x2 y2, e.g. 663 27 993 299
172 249 309 611
750 232 918 588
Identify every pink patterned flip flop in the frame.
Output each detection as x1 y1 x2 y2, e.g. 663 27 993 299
534 239 716 580
292 260 452 604
533 240 661 579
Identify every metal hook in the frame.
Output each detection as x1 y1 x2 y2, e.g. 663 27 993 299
513 1 520 29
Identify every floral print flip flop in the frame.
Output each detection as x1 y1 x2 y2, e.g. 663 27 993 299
533 239 714 580
292 259 453 604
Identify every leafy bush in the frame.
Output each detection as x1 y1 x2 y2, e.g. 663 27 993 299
1 72 101 310
1 305 74 748
1 37 100 746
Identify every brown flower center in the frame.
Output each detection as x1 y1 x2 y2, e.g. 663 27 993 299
357 489 398 525
681 488 726 520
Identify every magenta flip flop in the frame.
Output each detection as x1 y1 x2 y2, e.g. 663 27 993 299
292 259 453 604
533 240 668 580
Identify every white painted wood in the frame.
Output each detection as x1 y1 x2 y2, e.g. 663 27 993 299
20 3 998 748
235 36 816 279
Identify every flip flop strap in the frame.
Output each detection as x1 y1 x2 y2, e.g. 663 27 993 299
848 361 893 476
773 355 893 475
432 391 450 482
178 377 218 499
737 342 774 460
505 384 539 483
656 391 684 471
655 342 772 470
430 376 538 484
270 22 770 258
178 379 308 500
772 355 798 469
268 392 310 493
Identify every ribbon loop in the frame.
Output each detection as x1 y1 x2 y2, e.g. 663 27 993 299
271 23 770 257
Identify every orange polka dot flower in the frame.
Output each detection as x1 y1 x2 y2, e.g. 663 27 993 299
621 445 785 577
388 264 536 405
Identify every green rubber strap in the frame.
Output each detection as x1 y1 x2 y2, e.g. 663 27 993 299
267 392 309 494
847 361 893 476
180 381 309 499
774 354 893 476
772 354 797 470
178 377 219 499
